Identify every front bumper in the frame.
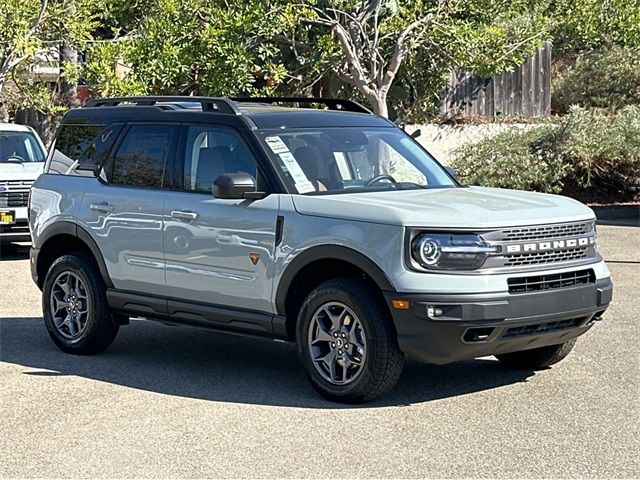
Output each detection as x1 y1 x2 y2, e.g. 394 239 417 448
384 277 612 364
0 220 30 242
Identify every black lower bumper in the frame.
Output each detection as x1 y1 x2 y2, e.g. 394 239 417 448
0 220 31 243
384 277 612 365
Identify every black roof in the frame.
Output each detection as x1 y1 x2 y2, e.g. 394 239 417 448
65 96 394 129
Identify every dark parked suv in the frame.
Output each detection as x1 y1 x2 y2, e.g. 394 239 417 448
29 96 612 402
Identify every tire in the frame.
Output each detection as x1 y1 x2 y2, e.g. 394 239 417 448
42 252 119 355
495 338 577 370
296 278 404 403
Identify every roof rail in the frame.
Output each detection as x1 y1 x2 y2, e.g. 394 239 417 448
86 96 242 114
85 95 373 115
232 96 373 114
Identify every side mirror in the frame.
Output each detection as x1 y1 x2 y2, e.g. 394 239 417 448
212 173 266 200
445 166 458 180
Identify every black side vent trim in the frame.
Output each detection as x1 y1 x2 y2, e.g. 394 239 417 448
502 318 585 339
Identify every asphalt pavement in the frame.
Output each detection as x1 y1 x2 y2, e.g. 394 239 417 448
0 223 638 478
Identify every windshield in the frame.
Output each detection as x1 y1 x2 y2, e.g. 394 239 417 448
257 127 456 194
0 130 45 163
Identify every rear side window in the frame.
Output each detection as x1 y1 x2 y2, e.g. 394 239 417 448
110 124 177 188
47 123 122 175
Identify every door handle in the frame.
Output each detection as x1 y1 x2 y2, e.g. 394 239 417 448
171 210 199 221
90 202 114 213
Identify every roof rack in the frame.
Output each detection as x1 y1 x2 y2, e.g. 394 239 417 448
86 96 241 114
231 97 373 114
86 95 373 115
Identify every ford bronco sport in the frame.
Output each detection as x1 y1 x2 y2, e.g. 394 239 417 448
29 96 612 403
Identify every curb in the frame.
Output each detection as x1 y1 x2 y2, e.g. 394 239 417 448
590 204 639 226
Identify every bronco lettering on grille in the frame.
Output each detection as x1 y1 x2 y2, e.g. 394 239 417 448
504 236 595 254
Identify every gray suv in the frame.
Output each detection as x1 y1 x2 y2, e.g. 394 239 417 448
29 96 612 402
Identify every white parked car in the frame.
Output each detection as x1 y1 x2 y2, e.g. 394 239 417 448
0 123 47 243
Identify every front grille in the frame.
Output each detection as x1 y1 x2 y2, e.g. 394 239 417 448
501 318 584 339
502 222 589 241
479 221 598 269
0 191 30 207
504 248 589 266
0 180 34 188
508 269 595 294
0 180 33 208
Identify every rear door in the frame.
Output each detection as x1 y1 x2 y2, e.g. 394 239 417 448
163 124 279 314
78 123 178 297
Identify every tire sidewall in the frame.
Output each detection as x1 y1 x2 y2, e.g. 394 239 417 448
296 284 384 398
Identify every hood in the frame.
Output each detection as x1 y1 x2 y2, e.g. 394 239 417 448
292 186 595 229
0 162 44 181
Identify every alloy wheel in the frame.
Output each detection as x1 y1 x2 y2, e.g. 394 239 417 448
307 302 367 385
49 271 91 340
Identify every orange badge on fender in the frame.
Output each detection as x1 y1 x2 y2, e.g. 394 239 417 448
249 252 261 265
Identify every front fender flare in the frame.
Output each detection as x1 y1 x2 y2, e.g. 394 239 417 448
274 245 395 316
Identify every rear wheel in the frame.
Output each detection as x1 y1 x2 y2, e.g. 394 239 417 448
42 253 119 354
495 338 577 370
296 278 404 403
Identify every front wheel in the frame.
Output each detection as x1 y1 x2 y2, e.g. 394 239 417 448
42 253 119 355
495 338 577 370
296 278 404 403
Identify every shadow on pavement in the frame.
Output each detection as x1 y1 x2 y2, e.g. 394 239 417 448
0 243 30 261
0 316 535 409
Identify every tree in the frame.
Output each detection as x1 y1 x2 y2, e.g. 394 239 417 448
549 0 640 54
0 0 96 121
85 0 296 98
290 0 551 117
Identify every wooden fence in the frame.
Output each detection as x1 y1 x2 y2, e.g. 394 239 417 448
438 42 551 119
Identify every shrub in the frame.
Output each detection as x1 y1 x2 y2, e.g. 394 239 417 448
451 126 568 194
553 46 640 113
450 106 640 203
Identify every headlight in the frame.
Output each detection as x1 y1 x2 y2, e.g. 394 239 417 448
410 232 497 271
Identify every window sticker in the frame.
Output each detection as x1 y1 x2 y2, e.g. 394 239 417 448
265 136 290 155
295 181 316 194
279 151 315 193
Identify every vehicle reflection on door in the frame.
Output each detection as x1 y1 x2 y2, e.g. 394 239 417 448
163 192 279 313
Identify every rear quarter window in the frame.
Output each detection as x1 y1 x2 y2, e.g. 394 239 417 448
47 122 123 175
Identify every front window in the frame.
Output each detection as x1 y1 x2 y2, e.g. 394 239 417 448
180 125 259 193
257 127 456 194
0 130 45 163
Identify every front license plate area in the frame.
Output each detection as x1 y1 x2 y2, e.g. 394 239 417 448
0 210 16 224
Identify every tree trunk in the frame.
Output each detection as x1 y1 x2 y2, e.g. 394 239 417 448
0 79 8 123
370 94 389 118
58 41 79 108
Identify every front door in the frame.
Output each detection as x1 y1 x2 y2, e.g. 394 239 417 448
163 124 279 313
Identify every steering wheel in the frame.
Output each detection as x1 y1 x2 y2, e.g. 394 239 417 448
364 174 397 187
4 155 25 163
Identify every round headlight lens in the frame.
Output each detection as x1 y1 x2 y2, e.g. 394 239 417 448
417 237 441 265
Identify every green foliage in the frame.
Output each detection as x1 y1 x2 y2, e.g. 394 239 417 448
0 0 97 115
552 46 640 113
451 107 640 203
86 0 298 97
85 0 550 121
451 126 568 194
549 0 640 54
